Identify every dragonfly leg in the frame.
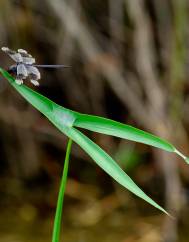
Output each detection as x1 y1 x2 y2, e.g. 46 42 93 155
30 79 39 86
29 73 40 86
15 78 23 85
15 72 27 85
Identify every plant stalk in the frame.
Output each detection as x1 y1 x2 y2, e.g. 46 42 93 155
52 138 72 242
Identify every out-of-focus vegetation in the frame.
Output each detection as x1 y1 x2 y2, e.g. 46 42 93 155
0 0 189 242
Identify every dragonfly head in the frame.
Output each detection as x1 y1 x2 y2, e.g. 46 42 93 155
7 65 17 75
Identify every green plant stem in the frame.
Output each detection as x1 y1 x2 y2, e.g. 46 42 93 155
52 138 73 242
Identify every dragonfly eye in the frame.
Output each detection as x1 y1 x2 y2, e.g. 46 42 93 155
8 65 17 74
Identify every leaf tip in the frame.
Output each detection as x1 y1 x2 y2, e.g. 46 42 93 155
184 157 189 164
174 149 189 163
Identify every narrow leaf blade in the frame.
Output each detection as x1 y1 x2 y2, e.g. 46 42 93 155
60 127 169 215
73 113 175 152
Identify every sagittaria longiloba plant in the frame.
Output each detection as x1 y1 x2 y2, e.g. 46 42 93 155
1 67 189 217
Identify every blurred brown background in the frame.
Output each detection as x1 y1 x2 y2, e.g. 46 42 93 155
0 0 189 241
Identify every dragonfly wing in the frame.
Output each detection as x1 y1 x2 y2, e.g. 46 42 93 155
2 47 23 63
17 64 28 78
15 64 27 85
17 49 35 64
26 66 41 86
26 65 41 79
22 57 35 64
18 49 28 54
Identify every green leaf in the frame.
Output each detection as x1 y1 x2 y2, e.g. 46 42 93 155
55 127 169 215
72 113 189 163
73 113 175 152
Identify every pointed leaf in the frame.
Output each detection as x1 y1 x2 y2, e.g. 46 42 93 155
55 126 169 215
73 113 174 152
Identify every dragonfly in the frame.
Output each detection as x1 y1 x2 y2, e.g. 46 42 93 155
1 47 69 86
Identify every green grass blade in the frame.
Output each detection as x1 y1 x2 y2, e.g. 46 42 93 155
59 127 170 215
73 113 175 152
52 138 72 242
73 113 189 163
72 114 189 164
